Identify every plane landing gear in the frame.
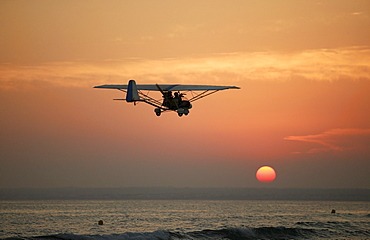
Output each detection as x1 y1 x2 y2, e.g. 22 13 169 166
177 108 189 117
154 108 161 116
155 108 190 117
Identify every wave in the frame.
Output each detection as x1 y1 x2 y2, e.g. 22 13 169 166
295 220 354 228
295 221 370 238
2 227 318 240
184 227 317 239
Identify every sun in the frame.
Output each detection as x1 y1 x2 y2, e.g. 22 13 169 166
256 166 276 183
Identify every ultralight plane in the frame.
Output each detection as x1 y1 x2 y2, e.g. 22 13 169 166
94 80 240 116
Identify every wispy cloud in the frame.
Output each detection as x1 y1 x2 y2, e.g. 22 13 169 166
1 46 369 89
284 128 370 153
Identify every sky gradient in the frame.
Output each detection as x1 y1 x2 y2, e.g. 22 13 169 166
1 0 369 189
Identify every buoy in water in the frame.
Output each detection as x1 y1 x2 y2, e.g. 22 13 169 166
331 209 336 214
98 220 104 225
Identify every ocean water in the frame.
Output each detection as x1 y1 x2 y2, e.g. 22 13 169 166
1 200 369 240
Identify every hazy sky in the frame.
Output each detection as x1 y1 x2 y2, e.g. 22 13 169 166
1 0 369 189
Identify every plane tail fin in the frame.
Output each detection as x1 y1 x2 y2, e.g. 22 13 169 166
126 80 140 102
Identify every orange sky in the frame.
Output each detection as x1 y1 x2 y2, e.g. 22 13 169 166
0 0 369 188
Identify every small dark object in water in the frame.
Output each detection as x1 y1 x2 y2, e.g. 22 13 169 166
98 220 104 225
331 209 336 214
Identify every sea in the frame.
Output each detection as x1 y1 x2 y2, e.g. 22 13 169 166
1 197 369 240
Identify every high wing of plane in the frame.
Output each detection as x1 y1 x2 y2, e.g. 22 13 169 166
94 80 240 116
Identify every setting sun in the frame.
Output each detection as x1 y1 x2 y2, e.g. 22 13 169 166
256 166 276 183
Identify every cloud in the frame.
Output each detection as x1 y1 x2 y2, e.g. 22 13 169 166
284 128 370 153
0 46 369 89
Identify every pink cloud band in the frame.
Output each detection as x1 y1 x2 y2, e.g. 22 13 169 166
284 128 370 153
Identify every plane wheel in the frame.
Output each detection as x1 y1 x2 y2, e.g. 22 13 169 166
184 109 189 115
155 108 161 116
177 108 185 117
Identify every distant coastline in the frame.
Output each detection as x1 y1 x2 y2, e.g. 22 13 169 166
1 187 369 201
